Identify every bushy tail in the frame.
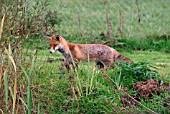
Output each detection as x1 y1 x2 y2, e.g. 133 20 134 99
115 54 133 63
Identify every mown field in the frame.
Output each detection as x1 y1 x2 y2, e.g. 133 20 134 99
0 0 170 114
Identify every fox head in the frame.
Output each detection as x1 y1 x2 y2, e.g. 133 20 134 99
46 35 63 53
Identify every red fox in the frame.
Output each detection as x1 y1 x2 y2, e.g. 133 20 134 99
46 34 133 70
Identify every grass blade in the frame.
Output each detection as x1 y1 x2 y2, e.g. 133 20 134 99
19 97 28 109
3 70 8 112
86 49 90 96
21 66 32 114
0 13 5 87
0 13 5 40
89 67 96 92
29 55 35 76
9 86 14 99
5 46 16 72
0 109 4 114
12 76 17 114
37 102 40 114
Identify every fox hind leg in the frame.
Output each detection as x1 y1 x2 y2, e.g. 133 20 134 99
97 60 113 70
96 61 104 70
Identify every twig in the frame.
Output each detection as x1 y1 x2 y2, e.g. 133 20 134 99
103 0 112 39
119 11 124 37
135 0 141 33
78 13 82 37
0 109 4 114
135 0 141 23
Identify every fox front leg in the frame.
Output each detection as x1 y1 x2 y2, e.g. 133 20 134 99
65 61 72 71
65 61 78 72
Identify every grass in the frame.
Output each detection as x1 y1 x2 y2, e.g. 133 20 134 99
1 0 170 113
36 49 170 76
27 49 169 113
46 0 170 38
1 37 170 113
123 51 170 77
115 37 170 53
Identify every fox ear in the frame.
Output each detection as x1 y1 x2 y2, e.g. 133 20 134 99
55 35 60 41
45 36 51 40
44 32 51 40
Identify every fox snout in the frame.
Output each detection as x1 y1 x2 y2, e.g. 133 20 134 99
50 46 58 53
50 50 55 53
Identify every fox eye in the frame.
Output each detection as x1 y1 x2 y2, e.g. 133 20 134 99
54 44 57 47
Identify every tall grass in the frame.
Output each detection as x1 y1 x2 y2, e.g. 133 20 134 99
2 51 36 113
2 45 36 113
0 0 61 112
3 70 8 112
0 7 39 113
21 66 32 114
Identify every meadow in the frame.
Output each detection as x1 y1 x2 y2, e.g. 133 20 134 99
0 0 170 113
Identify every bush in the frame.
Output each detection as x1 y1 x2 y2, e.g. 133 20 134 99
0 0 62 43
113 62 160 88
115 37 170 52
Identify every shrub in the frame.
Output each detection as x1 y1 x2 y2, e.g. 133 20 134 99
116 37 170 52
113 62 160 88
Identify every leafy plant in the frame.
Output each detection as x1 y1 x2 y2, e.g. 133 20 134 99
113 62 160 88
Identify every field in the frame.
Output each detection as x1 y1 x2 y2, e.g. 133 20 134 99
0 0 170 114
19 49 169 113
46 0 170 38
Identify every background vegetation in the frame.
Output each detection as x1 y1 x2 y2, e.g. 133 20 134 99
0 0 169 113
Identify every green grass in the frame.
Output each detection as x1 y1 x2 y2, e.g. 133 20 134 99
36 49 170 76
1 42 170 113
27 49 170 113
123 51 170 77
1 0 170 113
115 37 170 53
35 49 170 79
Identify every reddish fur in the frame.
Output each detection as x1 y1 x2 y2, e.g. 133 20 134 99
48 35 133 70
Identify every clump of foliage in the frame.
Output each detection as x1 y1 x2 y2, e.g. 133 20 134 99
113 62 160 88
0 0 62 48
116 36 170 53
